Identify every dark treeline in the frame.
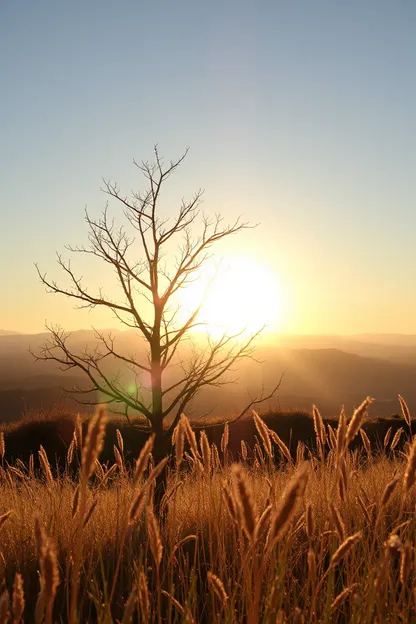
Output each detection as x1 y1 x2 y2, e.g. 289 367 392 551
1 409 412 474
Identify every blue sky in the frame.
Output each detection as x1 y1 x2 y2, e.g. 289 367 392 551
1 1 415 334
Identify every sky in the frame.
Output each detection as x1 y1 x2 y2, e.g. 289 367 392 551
1 1 416 335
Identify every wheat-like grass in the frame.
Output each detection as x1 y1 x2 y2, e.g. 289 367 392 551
268 462 309 544
336 407 347 458
345 397 374 447
182 413 201 463
38 446 53 484
173 420 185 469
200 430 212 474
330 503 346 541
67 438 75 466
116 428 124 454
390 427 404 451
222 483 239 526
312 405 327 447
133 434 155 484
231 464 256 541
94 459 105 482
81 407 107 481
330 532 361 568
42 544 59 624
331 583 359 612
305 503 314 540
12 573 24 624
398 394 411 429
360 429 371 455
0 431 5 462
327 426 337 451
207 571 228 604
221 423 229 454
70 407 107 624
128 486 148 525
138 571 150 622
114 445 124 471
381 476 399 508
2 401 416 622
384 426 393 449
34 518 59 624
403 436 416 496
121 585 137 624
75 414 83 450
269 430 292 463
0 591 9 624
253 411 273 459
147 507 163 569
254 503 272 543
400 542 413 585
307 548 317 590
212 443 221 469
0 511 13 532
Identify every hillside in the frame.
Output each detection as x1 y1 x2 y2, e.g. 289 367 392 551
1 331 416 421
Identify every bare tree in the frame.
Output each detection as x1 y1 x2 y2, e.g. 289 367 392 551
34 147 279 444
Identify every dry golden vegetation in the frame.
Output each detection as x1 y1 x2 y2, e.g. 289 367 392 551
0 399 416 623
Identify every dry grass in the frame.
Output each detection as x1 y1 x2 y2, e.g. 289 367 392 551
0 405 416 622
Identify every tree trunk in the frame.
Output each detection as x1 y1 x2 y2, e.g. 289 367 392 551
150 311 169 513
153 428 170 516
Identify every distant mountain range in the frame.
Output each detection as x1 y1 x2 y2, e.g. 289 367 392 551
1 330 416 422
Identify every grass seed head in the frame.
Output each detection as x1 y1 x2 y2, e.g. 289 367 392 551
12 572 25 624
0 510 13 531
384 426 393 449
138 572 150 622
398 394 412 428
269 430 292 463
207 571 228 605
346 397 374 447
312 405 326 446
330 532 361 568
134 434 155 484
0 591 9 624
82 407 107 481
67 438 75 466
147 508 163 569
400 542 413 585
0 431 5 460
253 411 273 459
336 407 347 458
390 427 404 451
360 429 371 455
381 477 400 508
331 584 359 612
240 440 248 461
269 462 309 544
330 503 346 541
200 430 212 474
221 423 229 453
403 436 416 496
231 464 256 540
116 428 124 454
38 446 53 485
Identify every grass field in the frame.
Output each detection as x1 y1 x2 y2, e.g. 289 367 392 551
0 401 416 623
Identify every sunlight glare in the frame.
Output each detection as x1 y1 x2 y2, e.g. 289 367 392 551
178 256 282 338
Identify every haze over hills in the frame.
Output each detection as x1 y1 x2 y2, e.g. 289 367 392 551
1 329 416 422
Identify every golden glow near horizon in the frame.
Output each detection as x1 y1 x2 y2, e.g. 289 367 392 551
177 255 283 338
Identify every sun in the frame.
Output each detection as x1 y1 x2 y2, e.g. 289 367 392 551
178 256 282 338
